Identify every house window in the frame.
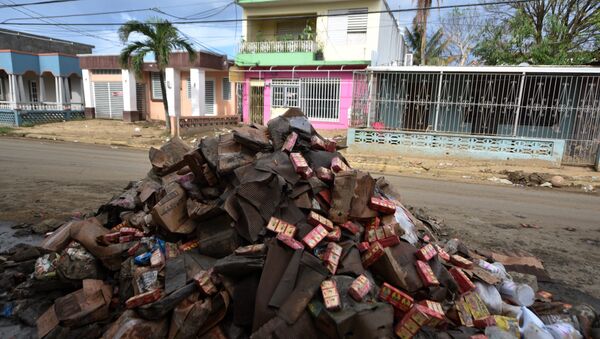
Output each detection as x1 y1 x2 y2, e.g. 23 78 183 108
347 8 368 34
222 77 231 101
271 79 300 108
151 72 163 100
28 80 38 102
300 78 340 120
271 78 341 120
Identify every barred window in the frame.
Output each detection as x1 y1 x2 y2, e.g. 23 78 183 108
300 78 340 121
151 72 163 100
222 77 231 100
271 79 300 108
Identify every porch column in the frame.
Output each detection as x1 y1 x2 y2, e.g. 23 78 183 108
81 69 95 119
190 68 206 116
17 75 25 104
63 77 71 104
38 76 45 102
8 74 18 108
121 69 139 122
165 67 181 135
55 76 64 107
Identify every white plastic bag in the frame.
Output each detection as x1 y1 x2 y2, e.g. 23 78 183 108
475 281 503 314
500 280 535 306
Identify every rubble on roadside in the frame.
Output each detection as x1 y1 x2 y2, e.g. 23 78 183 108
0 109 598 339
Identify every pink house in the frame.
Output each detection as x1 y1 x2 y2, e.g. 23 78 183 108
235 0 408 130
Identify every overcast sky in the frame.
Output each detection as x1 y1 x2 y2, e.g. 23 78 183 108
0 0 470 57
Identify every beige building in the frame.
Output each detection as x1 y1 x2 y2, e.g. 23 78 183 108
79 52 236 124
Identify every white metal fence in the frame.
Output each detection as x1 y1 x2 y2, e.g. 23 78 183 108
239 40 317 54
352 68 600 165
0 101 84 111
271 78 341 121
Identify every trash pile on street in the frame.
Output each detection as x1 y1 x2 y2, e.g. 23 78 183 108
1 109 597 339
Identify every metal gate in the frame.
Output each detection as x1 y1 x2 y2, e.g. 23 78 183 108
352 69 600 166
250 83 264 124
93 82 123 119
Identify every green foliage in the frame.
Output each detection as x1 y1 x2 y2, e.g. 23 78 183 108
405 21 454 65
0 126 13 134
118 18 196 133
473 2 599 65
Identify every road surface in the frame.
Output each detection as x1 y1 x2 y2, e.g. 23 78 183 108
1 137 599 302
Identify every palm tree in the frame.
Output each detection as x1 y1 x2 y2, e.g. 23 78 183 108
405 20 454 65
119 18 196 133
412 0 440 65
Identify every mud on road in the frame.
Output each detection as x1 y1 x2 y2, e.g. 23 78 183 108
1 137 599 307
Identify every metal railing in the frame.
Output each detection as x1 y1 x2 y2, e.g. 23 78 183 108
239 40 317 54
271 78 342 121
0 101 84 111
351 70 600 165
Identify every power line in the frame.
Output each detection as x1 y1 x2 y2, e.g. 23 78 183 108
0 0 79 8
0 0 535 26
0 0 120 45
2 7 153 23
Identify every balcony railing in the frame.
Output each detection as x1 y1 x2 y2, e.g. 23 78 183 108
0 101 84 111
239 40 317 54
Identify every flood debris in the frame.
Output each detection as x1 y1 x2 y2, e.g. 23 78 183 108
0 109 597 339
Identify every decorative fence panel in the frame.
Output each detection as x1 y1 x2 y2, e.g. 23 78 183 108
239 40 317 54
351 69 600 166
0 109 85 126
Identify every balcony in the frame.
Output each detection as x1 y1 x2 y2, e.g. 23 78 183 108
239 40 317 54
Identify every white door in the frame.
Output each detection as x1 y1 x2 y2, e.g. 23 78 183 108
93 82 124 119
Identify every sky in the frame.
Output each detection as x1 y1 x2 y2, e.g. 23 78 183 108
0 0 471 58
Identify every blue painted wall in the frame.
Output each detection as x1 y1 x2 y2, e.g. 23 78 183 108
0 51 81 76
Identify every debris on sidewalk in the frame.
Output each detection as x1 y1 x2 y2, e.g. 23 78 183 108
0 109 596 338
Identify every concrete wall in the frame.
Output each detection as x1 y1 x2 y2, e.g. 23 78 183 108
0 29 93 55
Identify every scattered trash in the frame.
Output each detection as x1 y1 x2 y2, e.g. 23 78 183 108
540 182 553 188
582 184 594 193
0 110 595 338
521 223 541 229
488 177 513 185
550 175 565 188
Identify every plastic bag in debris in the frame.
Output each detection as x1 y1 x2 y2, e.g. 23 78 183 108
474 281 503 314
101 309 169 339
392 205 419 245
55 242 101 280
521 306 554 339
546 323 583 339
34 253 59 280
168 291 230 339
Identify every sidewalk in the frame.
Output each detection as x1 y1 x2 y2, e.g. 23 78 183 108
4 119 598 191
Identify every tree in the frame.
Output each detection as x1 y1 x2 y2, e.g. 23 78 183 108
473 0 599 65
405 20 454 65
412 0 441 65
440 8 481 65
119 19 196 133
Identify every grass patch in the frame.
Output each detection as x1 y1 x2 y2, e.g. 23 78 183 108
0 126 14 134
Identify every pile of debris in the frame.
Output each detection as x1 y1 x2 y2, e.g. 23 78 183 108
1 109 598 339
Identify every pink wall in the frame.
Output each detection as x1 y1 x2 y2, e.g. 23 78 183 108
242 70 355 129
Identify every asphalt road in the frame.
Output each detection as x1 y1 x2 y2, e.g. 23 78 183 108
1 137 597 229
1 137 599 303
